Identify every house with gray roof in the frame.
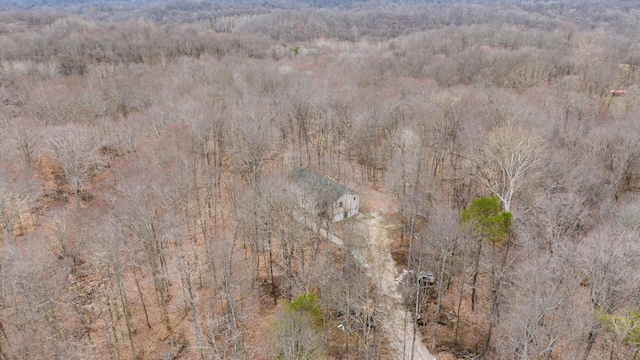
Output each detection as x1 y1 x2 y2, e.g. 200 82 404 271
291 167 360 222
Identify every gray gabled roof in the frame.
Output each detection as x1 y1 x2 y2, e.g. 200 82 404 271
291 167 356 202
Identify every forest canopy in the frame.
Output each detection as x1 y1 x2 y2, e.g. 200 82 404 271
1 0 640 359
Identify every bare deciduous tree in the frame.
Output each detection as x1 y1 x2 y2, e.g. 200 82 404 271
586 121 640 201
229 113 277 185
114 182 174 334
533 192 589 253
43 126 103 210
90 220 142 359
426 207 459 352
497 244 586 360
469 125 547 212
0 180 33 241
578 225 640 360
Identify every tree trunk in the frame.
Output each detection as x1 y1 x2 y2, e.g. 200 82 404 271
116 271 136 360
471 236 483 311
133 270 151 329
75 188 81 212
454 272 465 346
582 324 599 360
432 251 447 352
268 234 277 306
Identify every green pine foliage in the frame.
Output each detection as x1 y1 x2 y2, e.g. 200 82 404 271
287 292 323 324
461 196 512 244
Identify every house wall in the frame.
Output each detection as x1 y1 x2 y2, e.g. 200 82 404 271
330 193 360 222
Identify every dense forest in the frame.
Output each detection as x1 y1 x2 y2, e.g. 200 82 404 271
1 0 640 359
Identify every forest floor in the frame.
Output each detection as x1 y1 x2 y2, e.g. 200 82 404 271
360 211 437 360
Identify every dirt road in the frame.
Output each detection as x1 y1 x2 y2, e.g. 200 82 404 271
307 211 436 359
360 211 437 360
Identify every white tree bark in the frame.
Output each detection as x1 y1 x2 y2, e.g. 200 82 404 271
470 125 546 212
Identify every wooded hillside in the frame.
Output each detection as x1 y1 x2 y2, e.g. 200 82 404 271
1 1 640 359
